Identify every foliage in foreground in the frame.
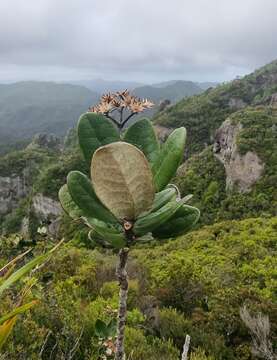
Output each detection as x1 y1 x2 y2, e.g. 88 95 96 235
0 242 62 351
0 217 276 359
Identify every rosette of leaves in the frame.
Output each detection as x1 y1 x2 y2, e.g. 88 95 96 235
59 112 199 248
58 92 200 360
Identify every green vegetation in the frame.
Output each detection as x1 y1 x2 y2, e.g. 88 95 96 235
0 81 99 146
133 80 203 118
0 217 275 358
1 60 277 358
154 60 277 156
35 151 88 200
0 242 62 350
0 145 61 235
0 146 54 177
175 107 277 225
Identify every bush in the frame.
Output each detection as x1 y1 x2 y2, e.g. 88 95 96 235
125 327 179 360
190 348 215 360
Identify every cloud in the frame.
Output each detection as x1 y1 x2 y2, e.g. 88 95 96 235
0 0 276 82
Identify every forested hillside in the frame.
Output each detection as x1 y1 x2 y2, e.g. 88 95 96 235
175 106 277 225
0 81 99 149
154 60 277 156
0 79 204 153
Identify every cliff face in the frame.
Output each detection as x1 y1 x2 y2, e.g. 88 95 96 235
32 193 61 219
32 193 62 236
0 175 27 215
174 106 276 225
213 118 264 192
0 134 62 217
0 134 64 236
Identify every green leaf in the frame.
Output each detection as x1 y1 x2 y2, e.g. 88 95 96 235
0 317 17 350
133 199 183 236
149 187 177 213
0 249 31 285
0 241 62 297
153 204 200 238
91 142 155 220
85 217 126 249
77 112 120 164
123 118 160 166
107 318 117 337
152 127 186 191
0 301 38 325
95 319 108 338
58 184 83 219
67 171 117 225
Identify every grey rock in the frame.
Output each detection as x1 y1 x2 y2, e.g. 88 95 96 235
214 118 264 192
154 125 173 142
270 93 277 108
228 97 246 110
32 193 62 219
0 175 27 215
26 133 62 151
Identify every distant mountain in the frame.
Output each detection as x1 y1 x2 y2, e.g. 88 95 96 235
72 79 204 119
0 78 207 148
68 79 143 93
0 81 99 146
197 81 219 90
150 80 183 88
154 59 277 156
134 80 202 103
151 80 218 90
131 80 203 118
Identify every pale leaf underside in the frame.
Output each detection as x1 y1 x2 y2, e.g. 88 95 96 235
91 142 155 220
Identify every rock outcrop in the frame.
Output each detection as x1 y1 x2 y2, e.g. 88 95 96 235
0 175 27 215
154 125 173 142
213 118 264 192
33 193 61 219
228 97 246 110
32 193 62 236
26 133 62 151
270 93 277 108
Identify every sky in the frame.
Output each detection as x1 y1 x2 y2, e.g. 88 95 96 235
0 0 276 84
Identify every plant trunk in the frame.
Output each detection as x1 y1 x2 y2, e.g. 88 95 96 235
181 335 191 360
115 248 129 360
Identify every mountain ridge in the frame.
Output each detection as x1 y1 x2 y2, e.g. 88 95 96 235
0 81 99 147
154 59 277 156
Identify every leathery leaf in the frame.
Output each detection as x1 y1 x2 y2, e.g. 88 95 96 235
123 118 160 166
152 127 186 191
77 112 120 164
67 171 118 224
91 141 155 220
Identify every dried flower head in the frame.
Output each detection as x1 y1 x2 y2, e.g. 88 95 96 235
88 89 154 130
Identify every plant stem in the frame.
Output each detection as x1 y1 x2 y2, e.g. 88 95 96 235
115 248 129 360
181 335 191 360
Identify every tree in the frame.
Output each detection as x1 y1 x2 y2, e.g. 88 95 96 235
59 90 200 359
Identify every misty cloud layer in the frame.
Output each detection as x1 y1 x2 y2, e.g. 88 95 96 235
0 0 276 82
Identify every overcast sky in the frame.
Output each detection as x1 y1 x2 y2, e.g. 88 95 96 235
0 0 276 84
